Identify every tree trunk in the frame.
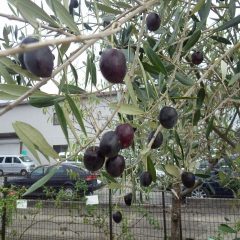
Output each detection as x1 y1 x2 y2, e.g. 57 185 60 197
171 182 182 240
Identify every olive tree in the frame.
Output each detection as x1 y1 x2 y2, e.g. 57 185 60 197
0 0 239 239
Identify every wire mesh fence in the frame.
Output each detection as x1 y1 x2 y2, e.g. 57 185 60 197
1 188 240 240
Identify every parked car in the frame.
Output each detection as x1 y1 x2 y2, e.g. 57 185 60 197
6 163 103 199
0 155 36 176
190 177 235 199
190 158 237 198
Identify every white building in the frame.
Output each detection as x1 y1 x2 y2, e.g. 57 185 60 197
0 92 117 165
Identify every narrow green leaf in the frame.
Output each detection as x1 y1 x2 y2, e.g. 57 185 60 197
121 25 133 46
47 0 80 34
85 54 90 88
142 62 159 75
229 0 236 19
196 87 205 109
228 72 240 86
165 164 181 178
0 63 15 84
167 146 181 167
23 166 59 196
168 8 184 45
0 84 47 97
115 1 131 9
0 91 18 100
0 57 40 80
175 72 195 86
66 95 87 136
90 61 97 86
221 60 228 80
58 43 70 65
206 117 214 139
171 96 197 100
101 171 117 183
59 43 70 56
96 3 121 14
215 15 240 32
125 76 137 106
198 0 211 29
195 173 211 178
69 63 78 85
13 121 59 159
8 0 58 28
109 103 144 115
143 43 167 75
54 102 69 143
175 130 184 160
218 224 237 234
147 37 156 49
60 84 86 94
29 95 65 108
193 109 201 126
147 156 156 182
191 0 205 15
13 122 40 163
210 36 232 45
183 30 201 52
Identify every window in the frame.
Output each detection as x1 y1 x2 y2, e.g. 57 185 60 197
54 166 66 176
53 145 68 153
5 157 12 163
53 113 59 125
13 157 21 163
31 166 46 178
20 156 33 162
0 157 4 163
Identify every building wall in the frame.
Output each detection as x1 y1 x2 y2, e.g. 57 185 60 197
0 104 67 145
0 93 117 165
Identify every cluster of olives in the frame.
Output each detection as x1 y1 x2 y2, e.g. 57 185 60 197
83 123 134 178
83 123 136 224
18 37 54 78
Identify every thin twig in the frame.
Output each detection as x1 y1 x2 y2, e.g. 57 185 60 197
0 27 122 57
0 13 74 37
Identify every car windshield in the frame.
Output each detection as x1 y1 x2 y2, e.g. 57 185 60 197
19 156 33 162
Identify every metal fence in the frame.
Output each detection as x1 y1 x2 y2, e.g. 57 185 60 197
1 187 240 240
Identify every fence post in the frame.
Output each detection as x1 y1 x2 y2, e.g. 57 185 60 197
109 188 113 240
1 176 7 240
162 191 167 240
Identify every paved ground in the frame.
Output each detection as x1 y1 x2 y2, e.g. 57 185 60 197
1 186 239 240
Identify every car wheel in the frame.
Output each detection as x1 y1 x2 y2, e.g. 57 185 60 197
0 170 3 176
63 185 75 199
190 186 210 198
20 170 28 176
